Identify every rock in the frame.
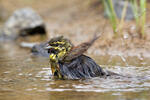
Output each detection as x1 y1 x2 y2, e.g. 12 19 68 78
0 7 46 41
104 0 134 20
0 31 17 41
31 42 49 57
20 41 49 57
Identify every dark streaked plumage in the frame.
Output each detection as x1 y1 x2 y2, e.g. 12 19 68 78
59 55 106 79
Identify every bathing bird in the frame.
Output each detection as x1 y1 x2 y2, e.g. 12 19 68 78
45 35 115 79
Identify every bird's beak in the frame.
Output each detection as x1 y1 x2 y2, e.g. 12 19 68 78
44 45 52 50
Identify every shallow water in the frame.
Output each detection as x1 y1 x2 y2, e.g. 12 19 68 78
0 43 150 100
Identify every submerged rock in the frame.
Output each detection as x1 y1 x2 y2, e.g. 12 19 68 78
20 41 49 57
31 42 49 57
0 7 46 41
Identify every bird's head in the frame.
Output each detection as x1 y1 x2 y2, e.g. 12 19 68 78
45 36 73 62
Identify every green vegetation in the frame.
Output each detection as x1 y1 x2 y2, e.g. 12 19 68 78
118 1 128 35
130 0 146 38
102 0 128 36
103 0 147 38
102 0 118 35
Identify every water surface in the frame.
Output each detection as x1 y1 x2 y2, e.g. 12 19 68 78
0 43 150 100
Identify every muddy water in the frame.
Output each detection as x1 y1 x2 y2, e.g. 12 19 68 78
0 43 150 100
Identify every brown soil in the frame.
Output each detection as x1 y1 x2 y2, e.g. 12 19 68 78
1 0 150 57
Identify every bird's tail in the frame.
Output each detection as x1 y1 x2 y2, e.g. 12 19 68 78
89 33 101 46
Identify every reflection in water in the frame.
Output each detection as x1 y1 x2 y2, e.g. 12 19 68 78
0 43 150 100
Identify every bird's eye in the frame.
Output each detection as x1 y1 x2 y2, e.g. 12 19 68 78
48 48 57 54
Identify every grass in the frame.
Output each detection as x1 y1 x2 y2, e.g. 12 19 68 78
118 1 129 35
102 0 129 37
130 0 146 38
102 0 147 38
139 0 146 38
102 0 118 35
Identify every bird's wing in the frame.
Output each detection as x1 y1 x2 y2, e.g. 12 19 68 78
63 34 100 61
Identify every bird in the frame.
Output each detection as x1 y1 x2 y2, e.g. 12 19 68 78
45 35 117 79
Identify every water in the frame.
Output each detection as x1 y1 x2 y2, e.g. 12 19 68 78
0 43 150 100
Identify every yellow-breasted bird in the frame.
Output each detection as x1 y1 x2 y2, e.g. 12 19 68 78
45 35 115 79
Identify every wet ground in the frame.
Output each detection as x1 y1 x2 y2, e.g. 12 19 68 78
1 43 150 100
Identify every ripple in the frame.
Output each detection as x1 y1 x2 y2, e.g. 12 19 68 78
35 66 150 93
